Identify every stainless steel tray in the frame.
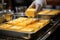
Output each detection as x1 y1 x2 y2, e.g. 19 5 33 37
0 19 60 40
0 13 60 40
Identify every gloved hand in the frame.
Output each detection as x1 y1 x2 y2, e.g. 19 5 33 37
29 1 42 13
29 0 46 14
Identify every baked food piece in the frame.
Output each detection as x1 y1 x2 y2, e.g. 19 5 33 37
0 24 12 29
7 18 38 26
38 10 51 15
7 20 19 26
16 17 28 22
39 20 50 24
25 8 36 17
19 19 50 32
38 10 60 15
7 17 27 25
8 26 24 31
19 18 38 26
47 10 60 15
39 10 51 14
30 19 50 32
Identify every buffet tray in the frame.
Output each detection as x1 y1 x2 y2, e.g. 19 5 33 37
38 9 60 15
0 11 60 40
0 22 50 39
37 9 60 19
0 19 60 40
0 18 60 40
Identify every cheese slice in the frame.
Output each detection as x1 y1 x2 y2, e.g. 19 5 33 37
19 26 34 32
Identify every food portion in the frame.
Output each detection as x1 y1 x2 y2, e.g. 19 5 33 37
0 17 50 33
25 7 60 18
20 20 50 32
38 10 60 15
7 18 38 26
7 26 24 31
19 18 38 26
7 17 28 26
25 8 36 17
47 10 60 15
38 10 51 15
0 24 12 30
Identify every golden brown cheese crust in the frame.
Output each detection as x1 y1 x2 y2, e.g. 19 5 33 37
25 8 36 17
47 10 60 15
38 10 51 14
38 10 60 15
0 17 50 33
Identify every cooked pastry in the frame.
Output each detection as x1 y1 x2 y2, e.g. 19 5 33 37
20 19 50 32
19 18 38 26
47 10 60 15
19 27 34 32
7 17 28 25
38 10 51 15
16 17 28 22
8 26 23 31
25 8 36 17
0 24 12 29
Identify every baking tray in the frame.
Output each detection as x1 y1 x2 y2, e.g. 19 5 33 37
0 18 59 40
0 18 50 39
0 12 60 40
0 14 60 40
0 17 50 33
0 22 50 39
37 9 60 19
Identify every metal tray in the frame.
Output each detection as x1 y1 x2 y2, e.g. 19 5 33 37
0 13 60 40
0 19 60 40
38 9 60 16
0 22 50 39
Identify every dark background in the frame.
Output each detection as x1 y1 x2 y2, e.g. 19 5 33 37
4 0 60 9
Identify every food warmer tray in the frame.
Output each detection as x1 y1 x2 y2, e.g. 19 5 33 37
37 9 60 19
0 15 60 40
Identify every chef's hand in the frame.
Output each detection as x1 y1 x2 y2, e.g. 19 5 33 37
29 1 42 14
